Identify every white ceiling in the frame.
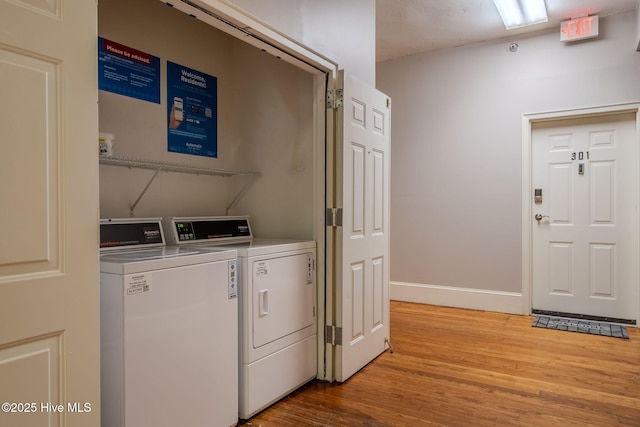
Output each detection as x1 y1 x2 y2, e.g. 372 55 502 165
376 0 639 62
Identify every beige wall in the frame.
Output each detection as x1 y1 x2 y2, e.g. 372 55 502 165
227 0 376 85
378 11 640 300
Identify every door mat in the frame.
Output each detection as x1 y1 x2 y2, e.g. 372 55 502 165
532 315 629 339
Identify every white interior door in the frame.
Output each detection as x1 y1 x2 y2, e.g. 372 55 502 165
331 71 391 382
0 1 100 426
532 112 638 322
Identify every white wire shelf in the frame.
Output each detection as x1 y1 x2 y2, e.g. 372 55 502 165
99 156 259 216
99 156 259 177
100 157 259 176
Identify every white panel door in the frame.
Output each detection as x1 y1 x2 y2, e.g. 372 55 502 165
532 113 637 321
0 1 100 426
333 71 390 382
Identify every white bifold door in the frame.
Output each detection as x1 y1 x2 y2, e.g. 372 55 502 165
328 71 391 382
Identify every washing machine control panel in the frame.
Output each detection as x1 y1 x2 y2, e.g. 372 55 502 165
100 218 165 250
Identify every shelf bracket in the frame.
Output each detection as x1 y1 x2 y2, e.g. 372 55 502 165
129 168 162 217
225 177 257 215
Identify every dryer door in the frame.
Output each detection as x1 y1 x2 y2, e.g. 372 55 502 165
252 253 315 348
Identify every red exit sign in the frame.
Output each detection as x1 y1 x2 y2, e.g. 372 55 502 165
561 15 599 42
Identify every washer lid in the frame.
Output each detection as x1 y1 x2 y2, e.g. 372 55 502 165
100 246 202 261
100 246 238 274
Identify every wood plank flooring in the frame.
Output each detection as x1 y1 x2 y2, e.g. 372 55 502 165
239 301 640 427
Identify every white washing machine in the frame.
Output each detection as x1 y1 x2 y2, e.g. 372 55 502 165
99 218 239 427
163 216 317 419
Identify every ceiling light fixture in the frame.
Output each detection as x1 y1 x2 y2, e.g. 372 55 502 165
493 0 548 29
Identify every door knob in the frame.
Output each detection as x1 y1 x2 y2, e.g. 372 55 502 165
535 214 549 221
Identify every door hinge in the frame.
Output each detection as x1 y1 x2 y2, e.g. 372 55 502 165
325 208 343 227
327 89 344 109
325 325 342 346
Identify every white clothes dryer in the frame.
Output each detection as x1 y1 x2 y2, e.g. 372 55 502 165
163 216 317 419
100 218 239 427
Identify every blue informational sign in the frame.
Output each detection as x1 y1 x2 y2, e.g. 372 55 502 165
98 37 160 104
166 61 218 158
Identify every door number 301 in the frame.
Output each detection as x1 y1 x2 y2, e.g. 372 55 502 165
571 151 589 160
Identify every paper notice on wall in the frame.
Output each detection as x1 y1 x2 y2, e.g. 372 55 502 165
126 274 151 295
98 37 160 104
166 61 218 158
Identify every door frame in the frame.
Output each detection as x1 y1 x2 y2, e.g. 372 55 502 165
521 102 640 325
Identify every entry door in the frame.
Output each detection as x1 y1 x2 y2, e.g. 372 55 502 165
0 1 100 426
532 112 637 321
331 71 391 382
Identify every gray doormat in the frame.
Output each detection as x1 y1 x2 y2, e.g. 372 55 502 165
532 315 629 339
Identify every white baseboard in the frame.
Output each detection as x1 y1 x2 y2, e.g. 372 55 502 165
390 281 526 315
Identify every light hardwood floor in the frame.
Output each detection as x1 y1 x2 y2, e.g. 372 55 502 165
239 301 640 427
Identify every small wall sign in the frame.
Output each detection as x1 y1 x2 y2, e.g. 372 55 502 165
98 37 160 103
166 61 218 158
561 15 599 42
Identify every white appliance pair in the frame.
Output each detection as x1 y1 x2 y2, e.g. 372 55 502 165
99 218 239 427
163 216 317 419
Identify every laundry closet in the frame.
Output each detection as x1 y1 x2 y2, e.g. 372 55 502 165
98 0 316 239
98 0 320 423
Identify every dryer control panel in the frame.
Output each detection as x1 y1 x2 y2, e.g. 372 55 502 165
163 216 252 244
